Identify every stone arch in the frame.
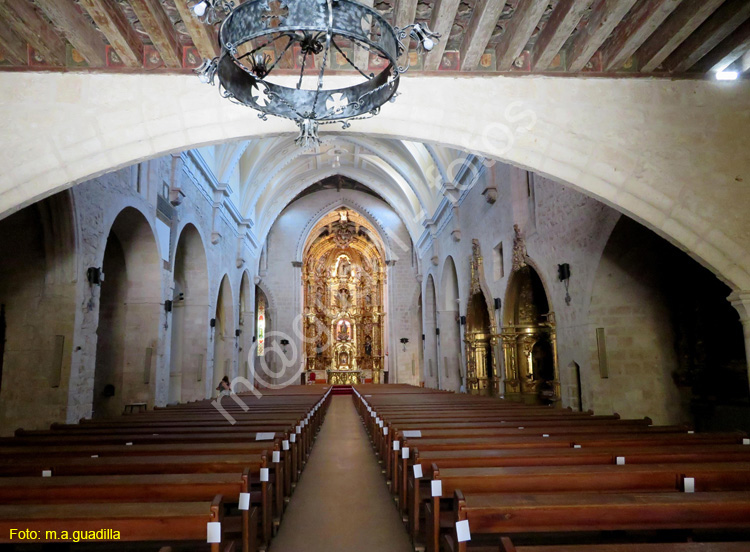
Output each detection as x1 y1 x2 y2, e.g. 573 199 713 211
440 256 462 391
169 223 209 404
2 73 747 291
212 274 236 393
94 207 161 418
0 191 78 433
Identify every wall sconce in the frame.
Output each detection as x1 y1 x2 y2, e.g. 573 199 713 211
435 328 440 336
494 297 501 310
400 337 409 352
164 300 173 313
460 316 466 326
235 329 242 337
558 263 572 305
210 318 216 328
87 267 104 285
280 338 290 354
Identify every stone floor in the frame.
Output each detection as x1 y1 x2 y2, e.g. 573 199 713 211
271 395 413 552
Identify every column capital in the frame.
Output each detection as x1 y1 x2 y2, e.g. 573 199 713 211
728 291 750 322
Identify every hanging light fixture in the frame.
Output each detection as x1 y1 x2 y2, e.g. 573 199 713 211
189 0 439 147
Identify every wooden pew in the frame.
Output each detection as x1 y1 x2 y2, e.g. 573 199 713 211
497 538 750 552
447 491 750 552
0 472 257 552
0 494 227 551
419 463 750 552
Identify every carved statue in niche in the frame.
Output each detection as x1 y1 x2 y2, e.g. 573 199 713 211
336 320 351 341
316 340 323 357
365 292 372 306
339 351 348 367
337 288 350 309
338 257 351 277
314 286 324 309
365 335 372 356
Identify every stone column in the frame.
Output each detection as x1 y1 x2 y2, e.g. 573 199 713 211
729 291 750 394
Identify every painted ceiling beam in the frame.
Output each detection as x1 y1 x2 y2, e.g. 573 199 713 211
662 0 750 73
393 0 418 67
0 21 27 65
692 17 750 74
0 0 65 65
128 0 182 69
600 0 682 71
566 0 637 73
460 0 506 71
636 0 724 72
495 0 548 72
352 0 374 72
423 0 461 71
172 0 218 60
532 0 593 72
34 0 106 66
79 0 143 67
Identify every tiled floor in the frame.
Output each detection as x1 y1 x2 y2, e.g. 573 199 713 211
271 396 413 552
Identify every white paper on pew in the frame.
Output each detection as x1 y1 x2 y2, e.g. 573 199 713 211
573 445 582 449
282 440 290 451
393 440 400 451
744 438 750 445
431 479 442 497
260 468 269 482
290 434 297 443
413 464 423 479
125 442 133 446
688 430 694 434
365 394 372 397
256 432 275 441
383 427 388 435
239 492 250 510
296 426 302 434
402 430 422 438
684 477 695 493
42 470 52 477
207 522 221 543
518 427 524 430
273 451 281 463
91 455 99 458
616 456 626 465
456 519 471 542
402 447 410 459
542 434 550 437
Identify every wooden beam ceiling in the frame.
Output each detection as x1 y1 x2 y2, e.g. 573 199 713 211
79 0 143 68
0 0 65 65
566 0 638 72
600 0 682 71
34 0 106 66
663 0 750 73
393 0 418 66
692 17 750 74
128 0 182 68
495 0 548 71
0 20 26 64
532 0 593 72
459 0 505 71
172 0 218 60
423 0 461 71
636 0 725 72
353 0 374 73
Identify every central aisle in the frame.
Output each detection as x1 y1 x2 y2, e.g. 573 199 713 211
271 395 413 552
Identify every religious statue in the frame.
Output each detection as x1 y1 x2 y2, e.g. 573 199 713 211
338 257 351 277
337 288 350 309
339 351 348 367
337 320 351 341
316 340 323 357
365 335 372 356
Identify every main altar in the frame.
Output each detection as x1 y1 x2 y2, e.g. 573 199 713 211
302 208 386 385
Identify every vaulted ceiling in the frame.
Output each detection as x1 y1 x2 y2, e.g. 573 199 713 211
200 136 469 243
0 0 748 76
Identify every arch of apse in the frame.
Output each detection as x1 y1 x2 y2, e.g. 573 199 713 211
1 73 748 290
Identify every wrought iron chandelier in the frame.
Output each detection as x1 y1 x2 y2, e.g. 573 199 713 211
189 0 439 146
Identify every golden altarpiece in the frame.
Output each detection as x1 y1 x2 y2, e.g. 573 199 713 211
302 210 386 385
465 240 500 396
500 225 561 404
